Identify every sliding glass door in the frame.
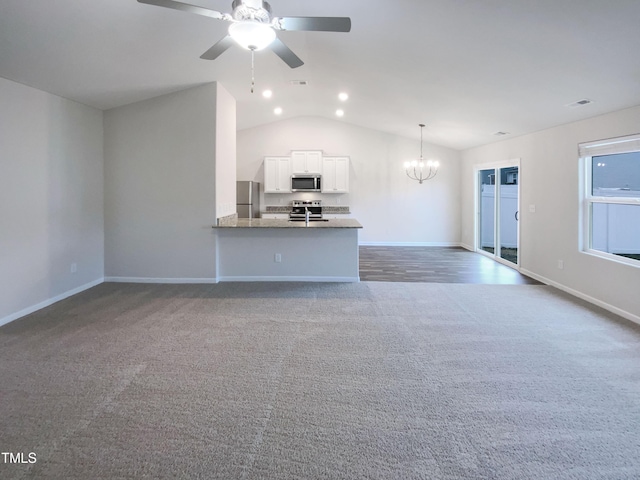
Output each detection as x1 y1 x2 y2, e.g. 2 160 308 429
477 164 520 266
479 169 496 255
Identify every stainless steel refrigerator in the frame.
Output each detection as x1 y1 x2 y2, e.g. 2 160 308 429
236 181 261 218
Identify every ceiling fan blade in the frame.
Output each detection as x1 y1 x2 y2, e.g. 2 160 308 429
137 0 227 20
274 16 351 33
269 38 304 68
200 35 235 60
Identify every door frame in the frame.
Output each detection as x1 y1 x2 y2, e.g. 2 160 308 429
474 159 521 270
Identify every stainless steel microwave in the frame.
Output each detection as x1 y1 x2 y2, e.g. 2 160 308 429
291 175 322 192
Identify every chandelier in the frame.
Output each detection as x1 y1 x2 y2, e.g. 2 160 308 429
404 124 439 183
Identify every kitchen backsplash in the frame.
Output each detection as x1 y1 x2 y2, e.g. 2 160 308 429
265 205 351 214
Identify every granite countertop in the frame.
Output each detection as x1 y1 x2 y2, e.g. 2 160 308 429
213 218 362 229
264 205 351 214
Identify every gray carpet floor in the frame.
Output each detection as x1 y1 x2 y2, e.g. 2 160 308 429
1 281 640 479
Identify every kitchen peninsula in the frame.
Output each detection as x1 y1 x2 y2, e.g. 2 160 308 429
213 218 363 282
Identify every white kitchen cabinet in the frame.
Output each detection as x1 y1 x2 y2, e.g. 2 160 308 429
322 156 350 193
291 150 322 174
264 157 291 193
261 213 289 219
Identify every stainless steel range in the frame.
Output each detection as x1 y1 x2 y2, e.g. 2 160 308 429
289 200 325 222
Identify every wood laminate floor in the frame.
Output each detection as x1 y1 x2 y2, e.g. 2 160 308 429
359 246 541 284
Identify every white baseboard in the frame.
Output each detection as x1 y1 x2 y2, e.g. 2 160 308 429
104 277 218 284
520 268 640 326
0 278 104 328
216 276 360 283
460 243 475 251
359 242 461 247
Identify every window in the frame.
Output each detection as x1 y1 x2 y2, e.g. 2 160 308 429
580 134 640 265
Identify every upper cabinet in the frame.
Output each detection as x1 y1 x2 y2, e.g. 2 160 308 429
264 156 291 193
264 152 349 194
322 157 350 193
291 150 322 174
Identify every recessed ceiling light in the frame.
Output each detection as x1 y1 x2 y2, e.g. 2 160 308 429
336 109 345 117
262 89 273 98
338 92 349 101
274 107 283 115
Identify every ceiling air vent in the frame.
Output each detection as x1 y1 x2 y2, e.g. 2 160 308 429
289 80 309 86
566 99 593 108
493 131 510 136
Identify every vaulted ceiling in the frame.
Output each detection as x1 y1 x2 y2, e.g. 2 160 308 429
2 0 640 150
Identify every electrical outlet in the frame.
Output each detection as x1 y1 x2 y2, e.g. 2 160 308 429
529 204 536 213
274 253 282 263
70 263 77 274
557 260 564 270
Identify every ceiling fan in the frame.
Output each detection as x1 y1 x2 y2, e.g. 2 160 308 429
137 0 351 68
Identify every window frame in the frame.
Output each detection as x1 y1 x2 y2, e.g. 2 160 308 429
580 133 640 268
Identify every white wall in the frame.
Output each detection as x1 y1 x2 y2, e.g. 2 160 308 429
237 116 461 245
215 83 237 219
461 105 640 321
104 83 222 281
0 78 104 325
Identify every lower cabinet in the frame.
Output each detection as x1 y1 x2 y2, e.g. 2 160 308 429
322 157 349 193
261 213 289 219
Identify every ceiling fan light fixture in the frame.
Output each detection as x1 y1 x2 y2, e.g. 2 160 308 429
138 1 351 69
228 21 276 51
